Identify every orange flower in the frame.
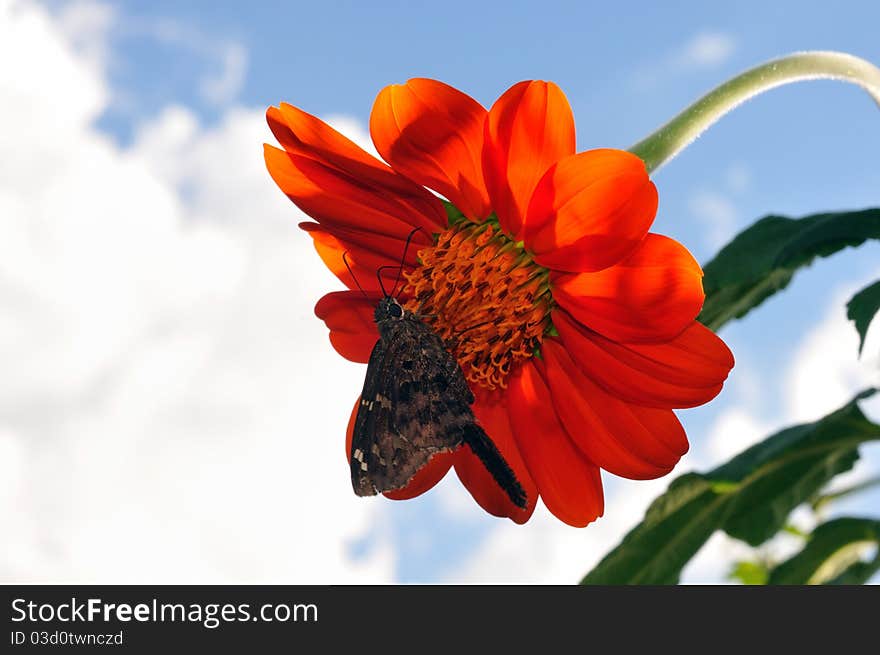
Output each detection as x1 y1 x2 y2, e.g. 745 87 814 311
264 79 734 527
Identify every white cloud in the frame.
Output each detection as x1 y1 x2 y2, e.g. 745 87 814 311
705 408 772 465
632 30 737 90
433 476 484 523
688 162 751 252
55 0 114 73
199 42 248 106
680 531 752 584
118 12 249 106
0 0 392 582
725 162 752 193
689 190 738 250
678 32 737 69
450 477 671 583
786 285 880 424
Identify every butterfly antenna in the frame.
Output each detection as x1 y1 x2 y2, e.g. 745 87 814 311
342 251 368 298
375 266 393 297
391 227 424 297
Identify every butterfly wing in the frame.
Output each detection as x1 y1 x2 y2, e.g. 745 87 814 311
350 317 468 497
351 312 527 509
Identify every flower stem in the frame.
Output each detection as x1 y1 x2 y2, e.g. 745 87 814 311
629 51 880 174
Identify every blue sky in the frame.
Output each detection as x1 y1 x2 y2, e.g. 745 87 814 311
3 0 878 583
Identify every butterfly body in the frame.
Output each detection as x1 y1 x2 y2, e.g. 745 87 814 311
351 296 526 508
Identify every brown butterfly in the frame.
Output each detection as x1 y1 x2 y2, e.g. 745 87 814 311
346 237 526 509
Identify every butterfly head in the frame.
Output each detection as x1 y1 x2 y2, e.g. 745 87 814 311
374 296 407 325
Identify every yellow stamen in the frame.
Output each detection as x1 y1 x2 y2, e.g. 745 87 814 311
403 220 553 390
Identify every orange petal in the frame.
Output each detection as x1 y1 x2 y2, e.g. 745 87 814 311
370 79 491 221
300 221 425 292
483 81 576 236
542 339 688 479
383 452 455 500
265 144 442 241
453 391 538 523
344 399 454 499
301 223 411 294
554 309 734 409
268 103 446 225
269 104 409 188
265 104 447 237
552 233 704 343
524 149 658 272
314 291 380 363
506 359 604 527
345 396 359 459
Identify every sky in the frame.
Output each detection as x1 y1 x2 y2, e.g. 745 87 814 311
1 0 879 584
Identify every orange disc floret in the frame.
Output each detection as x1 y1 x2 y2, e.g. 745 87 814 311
403 221 552 390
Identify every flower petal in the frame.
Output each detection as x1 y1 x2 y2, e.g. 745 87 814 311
265 104 447 238
299 219 425 286
483 81 576 236
554 309 734 408
345 396 358 459
506 359 604 527
301 223 409 293
453 391 537 523
524 149 658 272
314 291 380 363
370 79 491 220
552 233 704 343
269 103 407 187
383 452 455 500
344 399 453 499
542 339 688 479
265 144 443 242
268 103 446 221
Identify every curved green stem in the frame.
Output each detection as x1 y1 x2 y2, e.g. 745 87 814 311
629 51 880 174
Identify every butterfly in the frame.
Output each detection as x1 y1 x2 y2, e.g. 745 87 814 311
345 237 527 510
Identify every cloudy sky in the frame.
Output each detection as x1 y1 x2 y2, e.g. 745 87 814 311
1 0 878 584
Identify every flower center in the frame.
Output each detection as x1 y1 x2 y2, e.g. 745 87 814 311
403 219 553 390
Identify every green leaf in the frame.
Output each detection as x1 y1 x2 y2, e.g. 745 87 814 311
782 523 809 538
715 414 866 546
768 517 880 584
581 390 879 585
729 560 770 585
846 280 880 356
581 474 726 585
823 556 880 585
811 475 880 513
699 208 880 331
